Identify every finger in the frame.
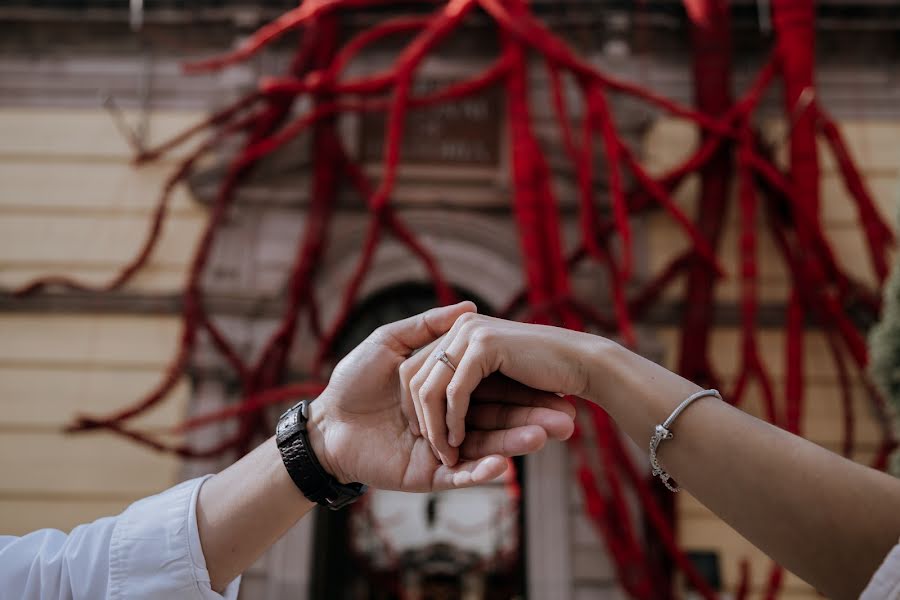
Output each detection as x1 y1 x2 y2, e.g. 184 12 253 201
421 330 470 452
471 375 577 418
431 455 508 492
446 341 496 450
419 358 460 467
459 425 548 459
466 404 575 441
410 318 466 448
399 338 440 436
399 378 419 436
411 341 452 440
409 366 431 442
375 301 476 354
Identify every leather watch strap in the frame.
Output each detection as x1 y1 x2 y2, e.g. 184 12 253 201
276 400 366 510
279 432 363 508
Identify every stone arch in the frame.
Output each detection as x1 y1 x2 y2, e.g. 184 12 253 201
314 208 526 324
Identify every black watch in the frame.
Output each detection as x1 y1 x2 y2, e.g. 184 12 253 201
275 400 367 510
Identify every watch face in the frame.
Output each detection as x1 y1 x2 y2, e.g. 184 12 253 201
276 409 299 442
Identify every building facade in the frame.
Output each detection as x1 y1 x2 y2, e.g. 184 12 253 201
0 2 897 598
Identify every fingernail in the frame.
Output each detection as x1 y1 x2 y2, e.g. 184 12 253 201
448 431 458 447
409 422 420 436
440 452 450 467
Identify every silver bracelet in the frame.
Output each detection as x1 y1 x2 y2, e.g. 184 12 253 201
649 389 722 492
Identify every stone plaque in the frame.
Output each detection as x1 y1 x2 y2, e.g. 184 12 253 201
359 79 502 167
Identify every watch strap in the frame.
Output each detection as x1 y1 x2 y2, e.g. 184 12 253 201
279 432 366 509
276 401 367 510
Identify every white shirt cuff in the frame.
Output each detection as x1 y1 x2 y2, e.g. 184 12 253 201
862 541 900 600
108 475 241 600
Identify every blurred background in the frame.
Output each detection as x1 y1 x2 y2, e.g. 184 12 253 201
0 1 897 599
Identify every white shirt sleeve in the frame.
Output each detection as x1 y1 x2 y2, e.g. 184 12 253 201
0 475 241 600
862 541 900 600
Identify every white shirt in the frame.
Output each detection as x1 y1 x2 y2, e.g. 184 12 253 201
864 541 900 599
0 476 240 600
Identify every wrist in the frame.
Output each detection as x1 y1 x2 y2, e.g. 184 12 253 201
305 395 352 485
581 334 703 429
576 333 629 405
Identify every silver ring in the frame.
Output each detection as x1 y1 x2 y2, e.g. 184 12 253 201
434 349 457 373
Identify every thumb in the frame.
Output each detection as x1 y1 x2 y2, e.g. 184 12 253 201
375 301 476 354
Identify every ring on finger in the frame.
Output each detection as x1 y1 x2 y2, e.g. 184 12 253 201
434 348 457 373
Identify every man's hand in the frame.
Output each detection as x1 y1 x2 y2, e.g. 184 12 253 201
306 302 575 492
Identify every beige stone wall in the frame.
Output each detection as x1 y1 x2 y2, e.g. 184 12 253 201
645 117 899 598
0 107 206 535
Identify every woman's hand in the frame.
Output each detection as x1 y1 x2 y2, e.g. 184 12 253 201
400 312 611 466
397 313 900 599
308 303 576 491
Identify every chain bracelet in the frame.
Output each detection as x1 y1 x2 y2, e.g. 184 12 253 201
648 389 722 492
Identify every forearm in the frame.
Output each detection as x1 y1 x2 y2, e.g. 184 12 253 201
196 436 315 592
586 338 900 599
